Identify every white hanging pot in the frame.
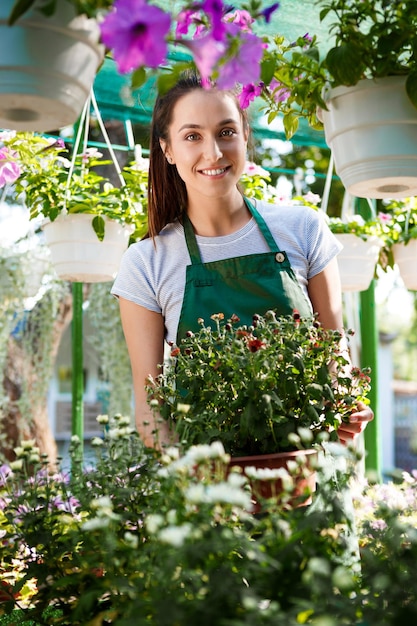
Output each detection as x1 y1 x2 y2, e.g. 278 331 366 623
393 239 417 291
319 76 417 199
334 234 383 292
42 214 132 283
0 1 103 131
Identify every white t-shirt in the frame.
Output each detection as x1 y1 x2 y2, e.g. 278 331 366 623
111 200 342 344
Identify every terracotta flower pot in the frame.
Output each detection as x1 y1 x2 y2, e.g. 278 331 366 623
229 449 318 513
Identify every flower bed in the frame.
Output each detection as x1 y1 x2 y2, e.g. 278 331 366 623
1 414 417 625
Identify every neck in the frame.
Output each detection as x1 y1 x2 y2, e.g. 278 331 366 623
187 192 251 237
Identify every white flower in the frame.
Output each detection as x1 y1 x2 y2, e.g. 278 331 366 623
91 496 113 512
82 517 111 531
21 439 37 451
184 483 206 504
146 514 164 534
9 459 23 471
96 414 109 424
124 532 138 548
158 523 192 547
91 437 104 447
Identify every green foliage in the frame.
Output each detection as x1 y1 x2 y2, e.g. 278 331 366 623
2 417 417 624
258 0 417 137
0 132 148 242
381 197 417 245
149 311 371 455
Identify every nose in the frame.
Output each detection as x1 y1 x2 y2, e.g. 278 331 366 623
204 137 223 161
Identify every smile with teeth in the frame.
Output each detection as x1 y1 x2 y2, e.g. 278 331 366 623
200 167 229 176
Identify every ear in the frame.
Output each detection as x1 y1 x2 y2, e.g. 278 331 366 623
159 139 174 164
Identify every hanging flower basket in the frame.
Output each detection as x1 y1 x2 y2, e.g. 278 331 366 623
42 214 132 283
0 1 103 131
335 234 383 292
393 239 417 291
319 76 417 199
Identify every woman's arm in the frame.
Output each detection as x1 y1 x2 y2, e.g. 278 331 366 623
307 259 374 443
118 297 174 449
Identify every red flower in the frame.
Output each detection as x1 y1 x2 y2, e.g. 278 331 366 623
247 338 266 352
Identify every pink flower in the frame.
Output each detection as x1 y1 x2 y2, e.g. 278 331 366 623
182 34 226 85
0 147 21 188
269 78 291 103
239 82 264 109
243 161 269 177
100 0 171 74
176 9 199 36
226 9 254 31
378 212 393 224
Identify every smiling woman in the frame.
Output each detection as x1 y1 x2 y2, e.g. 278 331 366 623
110 70 374 452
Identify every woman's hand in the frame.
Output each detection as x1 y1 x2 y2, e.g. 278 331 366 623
337 401 374 445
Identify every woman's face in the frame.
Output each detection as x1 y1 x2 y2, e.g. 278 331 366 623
161 88 248 203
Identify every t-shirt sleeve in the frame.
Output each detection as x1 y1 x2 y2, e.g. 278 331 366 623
110 243 161 314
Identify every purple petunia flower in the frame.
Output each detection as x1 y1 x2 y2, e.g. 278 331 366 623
269 78 291 103
202 0 226 41
216 25 265 90
176 9 198 37
182 34 226 85
261 3 280 24
100 0 171 74
239 82 264 109
0 147 21 188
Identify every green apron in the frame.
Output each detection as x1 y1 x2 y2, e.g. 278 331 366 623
176 197 313 343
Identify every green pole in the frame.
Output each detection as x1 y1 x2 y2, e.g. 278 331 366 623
71 282 84 452
359 281 381 476
355 195 381 477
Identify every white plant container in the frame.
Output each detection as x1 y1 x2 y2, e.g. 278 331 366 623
335 234 383 292
0 0 103 131
319 76 417 199
42 214 132 283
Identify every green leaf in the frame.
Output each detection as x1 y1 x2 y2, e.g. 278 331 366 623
260 58 276 85
7 0 36 24
325 43 366 86
131 67 148 91
92 215 105 242
406 71 417 110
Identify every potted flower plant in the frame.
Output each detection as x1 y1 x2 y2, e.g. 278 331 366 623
0 130 148 282
148 310 371 505
379 197 417 290
293 192 389 292
258 0 417 199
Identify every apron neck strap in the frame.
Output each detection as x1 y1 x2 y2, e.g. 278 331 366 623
183 196 281 264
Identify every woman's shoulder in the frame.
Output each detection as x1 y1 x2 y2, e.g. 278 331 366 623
255 198 326 227
124 220 184 257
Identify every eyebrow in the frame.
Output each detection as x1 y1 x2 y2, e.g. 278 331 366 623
177 118 239 133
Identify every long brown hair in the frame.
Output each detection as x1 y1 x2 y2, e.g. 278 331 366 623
147 71 249 239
